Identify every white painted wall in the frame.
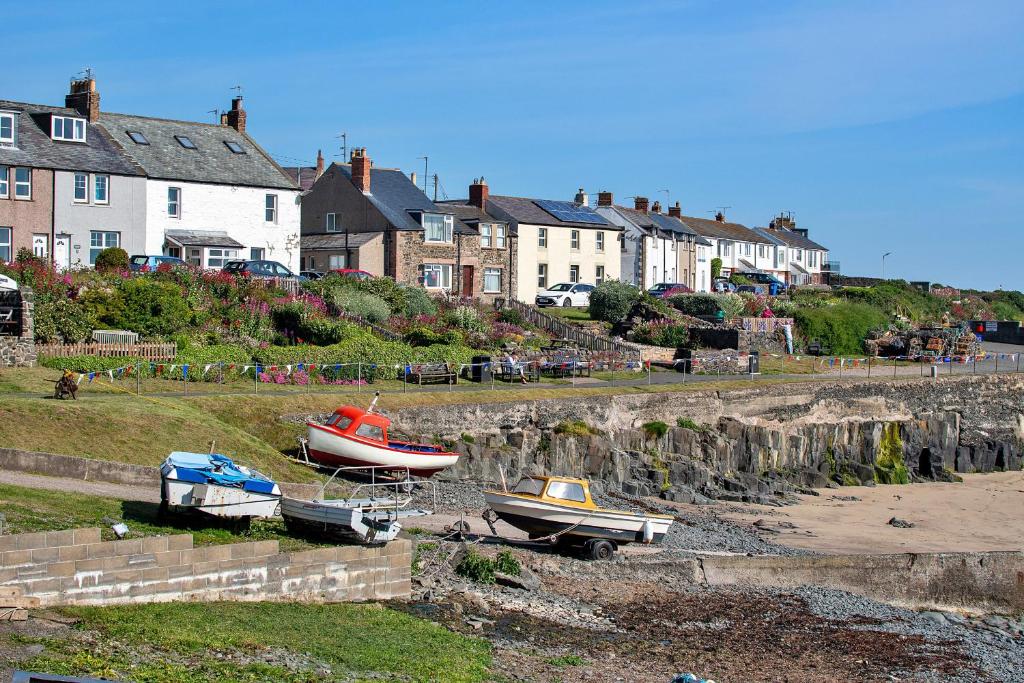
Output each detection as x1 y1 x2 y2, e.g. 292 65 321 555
515 223 621 301
53 171 147 268
144 179 301 271
695 243 712 292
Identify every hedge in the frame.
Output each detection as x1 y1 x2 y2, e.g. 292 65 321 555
793 302 889 355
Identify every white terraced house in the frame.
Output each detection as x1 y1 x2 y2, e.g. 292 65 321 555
681 211 783 283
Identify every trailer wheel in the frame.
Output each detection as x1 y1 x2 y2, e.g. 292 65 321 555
586 539 615 561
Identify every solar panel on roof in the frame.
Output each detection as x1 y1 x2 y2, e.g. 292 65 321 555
534 199 606 225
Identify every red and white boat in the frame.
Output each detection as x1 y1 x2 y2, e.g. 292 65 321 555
306 396 459 477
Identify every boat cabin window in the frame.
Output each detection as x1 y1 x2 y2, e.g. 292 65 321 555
327 414 353 430
545 481 587 503
512 478 545 496
354 423 385 442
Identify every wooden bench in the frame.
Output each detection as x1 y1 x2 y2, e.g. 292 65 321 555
494 361 540 383
0 307 17 336
407 363 457 385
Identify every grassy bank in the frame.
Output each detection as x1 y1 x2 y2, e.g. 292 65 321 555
0 482 319 551
20 601 491 683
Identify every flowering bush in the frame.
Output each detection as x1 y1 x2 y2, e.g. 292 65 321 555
631 319 688 348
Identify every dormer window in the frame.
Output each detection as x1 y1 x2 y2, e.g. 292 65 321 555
0 112 14 145
127 131 149 145
52 116 86 143
423 213 453 243
224 141 245 154
175 135 197 149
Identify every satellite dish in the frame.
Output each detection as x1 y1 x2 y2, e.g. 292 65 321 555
0 275 18 292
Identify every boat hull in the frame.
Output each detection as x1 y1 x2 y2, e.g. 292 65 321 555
307 423 459 476
484 491 672 544
161 477 280 519
281 497 429 544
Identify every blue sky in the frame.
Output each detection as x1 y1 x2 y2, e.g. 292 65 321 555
3 0 1022 289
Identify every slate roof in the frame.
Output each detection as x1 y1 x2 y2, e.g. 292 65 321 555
165 229 244 248
332 163 471 234
679 214 773 244
435 201 516 237
0 100 142 176
301 232 382 250
754 226 828 251
282 166 319 192
99 112 296 190
487 195 620 230
648 211 701 239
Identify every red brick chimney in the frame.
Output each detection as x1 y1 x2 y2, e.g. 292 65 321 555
715 211 726 222
351 148 371 193
469 177 489 210
66 78 100 122
651 201 662 214
668 201 681 218
315 149 324 179
597 191 613 207
634 196 649 214
226 97 246 133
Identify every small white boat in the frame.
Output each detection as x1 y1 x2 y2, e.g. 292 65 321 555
305 394 459 477
281 466 434 545
484 475 674 559
160 451 281 524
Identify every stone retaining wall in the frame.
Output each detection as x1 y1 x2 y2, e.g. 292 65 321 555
0 527 410 606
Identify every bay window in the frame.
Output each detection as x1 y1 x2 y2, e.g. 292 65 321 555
483 268 501 293
89 231 119 265
422 263 452 289
423 213 453 243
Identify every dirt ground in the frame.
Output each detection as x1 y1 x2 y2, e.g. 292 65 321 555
715 471 1024 554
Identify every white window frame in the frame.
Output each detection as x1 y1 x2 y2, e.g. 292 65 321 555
13 168 30 199
809 251 817 267
329 254 347 270
73 172 88 202
52 116 87 143
0 166 8 199
0 227 10 262
758 244 766 258
94 174 109 205
0 113 13 145
265 194 278 223
168 187 181 218
483 267 501 293
423 214 453 243
250 247 265 261
569 264 580 283
422 263 452 289
595 231 604 252
325 213 338 232
89 230 119 265
496 224 506 248
166 246 182 258
596 265 605 285
570 230 580 250
537 263 548 289
480 223 492 248
538 227 547 248
796 248 803 262
206 248 239 269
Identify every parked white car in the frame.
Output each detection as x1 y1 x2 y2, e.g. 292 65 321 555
535 282 595 307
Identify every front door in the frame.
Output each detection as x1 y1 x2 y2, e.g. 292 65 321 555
32 234 49 259
461 265 474 297
54 234 71 270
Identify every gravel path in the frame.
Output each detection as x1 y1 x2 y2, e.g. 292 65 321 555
0 470 159 502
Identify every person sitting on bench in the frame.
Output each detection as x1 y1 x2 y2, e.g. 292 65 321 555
504 352 528 383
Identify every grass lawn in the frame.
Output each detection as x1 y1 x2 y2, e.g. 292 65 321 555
543 306 595 322
22 601 492 682
0 482 319 551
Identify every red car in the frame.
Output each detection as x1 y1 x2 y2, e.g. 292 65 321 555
330 269 373 280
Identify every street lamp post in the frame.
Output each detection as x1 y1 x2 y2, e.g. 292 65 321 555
882 252 892 280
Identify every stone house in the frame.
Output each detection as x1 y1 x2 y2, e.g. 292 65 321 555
300 150 515 300
483 187 622 301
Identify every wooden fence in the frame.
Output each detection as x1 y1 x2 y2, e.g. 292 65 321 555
495 298 641 358
738 317 795 334
36 342 178 361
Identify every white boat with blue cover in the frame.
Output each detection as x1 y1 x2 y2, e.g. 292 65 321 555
160 451 281 522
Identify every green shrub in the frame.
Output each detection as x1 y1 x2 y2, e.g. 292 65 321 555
93 247 130 272
714 293 745 319
298 317 361 346
115 278 192 338
668 293 721 317
400 286 438 317
455 549 496 584
496 308 525 326
676 417 709 432
642 420 669 440
553 420 597 437
404 327 464 348
729 274 752 285
710 257 722 280
588 280 640 323
39 355 134 373
793 302 888 355
333 290 391 324
494 550 521 576
410 343 476 366
444 306 486 332
175 344 254 367
631 320 688 347
460 433 475 444
357 276 407 312
33 297 94 343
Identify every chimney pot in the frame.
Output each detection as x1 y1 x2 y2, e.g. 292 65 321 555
668 201 681 218
597 191 613 207
65 77 100 122
574 187 588 207
651 201 662 214
634 196 649 214
715 211 726 222
226 96 246 133
351 148 371 193
315 149 324 179
469 176 490 210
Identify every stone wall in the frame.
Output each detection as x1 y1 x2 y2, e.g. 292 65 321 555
0 527 411 607
394 231 516 303
0 286 36 368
